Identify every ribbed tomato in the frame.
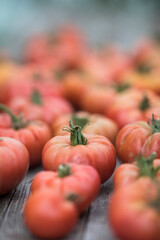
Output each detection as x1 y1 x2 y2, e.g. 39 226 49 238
31 163 100 213
42 120 116 183
0 105 52 166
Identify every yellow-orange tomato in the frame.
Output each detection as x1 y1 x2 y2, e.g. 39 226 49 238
52 111 118 144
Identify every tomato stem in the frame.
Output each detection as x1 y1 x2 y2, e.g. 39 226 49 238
0 104 29 130
114 83 130 93
139 95 150 111
62 119 87 146
147 114 160 133
31 89 43 105
136 153 160 178
72 115 89 129
136 63 152 74
58 164 71 178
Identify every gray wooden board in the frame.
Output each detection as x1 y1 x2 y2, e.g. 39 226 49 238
0 162 119 240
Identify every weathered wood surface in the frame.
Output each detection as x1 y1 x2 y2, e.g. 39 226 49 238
0 162 119 240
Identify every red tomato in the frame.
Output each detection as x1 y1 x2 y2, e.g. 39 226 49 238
0 137 29 195
116 115 160 163
113 153 160 189
108 178 160 240
23 189 78 239
8 91 73 125
42 120 116 183
0 105 52 166
31 163 100 213
106 88 160 128
52 111 119 144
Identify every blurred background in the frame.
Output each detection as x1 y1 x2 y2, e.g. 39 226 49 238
0 0 160 60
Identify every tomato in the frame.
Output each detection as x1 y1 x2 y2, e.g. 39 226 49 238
0 137 29 195
113 153 160 189
31 163 100 213
8 91 73 125
116 115 160 163
23 189 78 239
42 119 116 183
106 88 160 128
52 111 119 144
108 178 160 240
0 105 52 167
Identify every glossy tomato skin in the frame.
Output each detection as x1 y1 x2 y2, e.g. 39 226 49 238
52 111 119 144
0 137 29 195
23 189 78 239
116 121 160 163
31 164 100 213
0 114 52 166
113 159 160 189
42 134 116 183
8 96 73 125
108 178 160 240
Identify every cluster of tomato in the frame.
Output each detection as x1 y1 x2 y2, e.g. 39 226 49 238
0 26 160 239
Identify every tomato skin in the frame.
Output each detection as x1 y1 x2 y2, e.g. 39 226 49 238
0 114 52 166
113 159 160 189
8 96 73 125
42 134 116 183
31 164 100 213
0 137 29 195
108 178 160 240
52 111 118 144
115 121 160 163
23 189 78 239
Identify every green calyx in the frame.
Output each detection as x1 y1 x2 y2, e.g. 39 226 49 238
147 114 160 134
136 153 160 178
114 83 131 93
65 193 79 202
62 119 87 146
72 114 89 129
139 95 150 111
149 189 160 211
58 164 71 178
0 104 29 130
31 89 43 105
136 63 152 74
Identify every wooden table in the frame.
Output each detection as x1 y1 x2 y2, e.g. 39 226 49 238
0 163 118 240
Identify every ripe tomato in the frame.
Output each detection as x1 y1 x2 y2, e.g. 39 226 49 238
23 189 78 239
113 153 160 189
8 91 73 125
108 178 160 240
105 88 160 128
0 137 29 195
31 163 100 213
0 105 52 166
52 111 118 144
42 120 116 183
116 115 160 163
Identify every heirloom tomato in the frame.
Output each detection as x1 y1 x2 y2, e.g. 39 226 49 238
113 153 160 189
42 120 116 183
31 163 100 213
0 104 51 166
116 114 160 163
0 137 29 195
108 178 160 240
52 111 118 144
23 189 78 239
